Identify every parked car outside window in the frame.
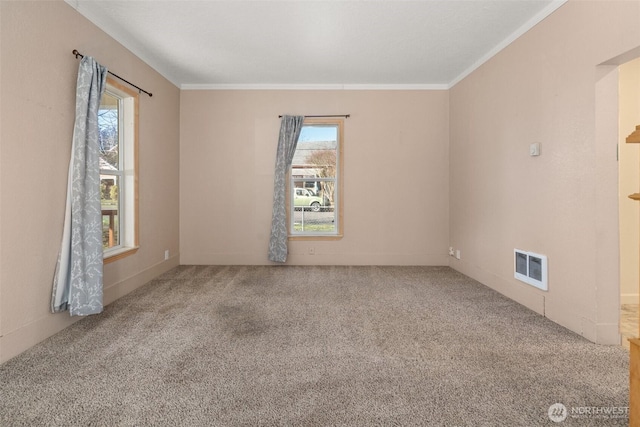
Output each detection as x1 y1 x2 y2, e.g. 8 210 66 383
294 188 323 212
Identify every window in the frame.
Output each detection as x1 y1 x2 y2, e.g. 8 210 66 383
98 78 138 262
289 118 343 238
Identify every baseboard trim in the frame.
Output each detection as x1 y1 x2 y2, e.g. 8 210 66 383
596 322 621 345
0 312 80 364
449 258 545 315
180 251 450 266
103 255 179 304
451 258 621 345
621 293 639 305
0 256 179 364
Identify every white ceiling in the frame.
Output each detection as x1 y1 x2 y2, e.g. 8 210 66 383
65 0 567 90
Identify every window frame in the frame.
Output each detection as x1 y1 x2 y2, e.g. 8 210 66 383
101 77 139 263
288 117 344 240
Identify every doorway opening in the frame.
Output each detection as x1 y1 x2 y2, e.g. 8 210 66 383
619 57 640 349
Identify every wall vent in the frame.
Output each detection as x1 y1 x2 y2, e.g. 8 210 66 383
514 249 548 291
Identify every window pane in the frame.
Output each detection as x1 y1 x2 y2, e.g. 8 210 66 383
290 121 341 237
292 180 336 233
299 125 337 143
292 141 337 179
101 175 120 249
99 92 119 170
293 209 336 233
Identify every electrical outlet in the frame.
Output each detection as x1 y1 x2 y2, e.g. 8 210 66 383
448 247 455 256
455 249 461 260
308 247 315 255
164 250 170 260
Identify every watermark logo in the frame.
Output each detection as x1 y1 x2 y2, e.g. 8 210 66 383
548 403 568 423
547 403 628 422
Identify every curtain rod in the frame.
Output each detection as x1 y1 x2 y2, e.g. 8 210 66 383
72 50 153 97
278 114 350 118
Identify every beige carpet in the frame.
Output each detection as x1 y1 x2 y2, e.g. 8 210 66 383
0 266 629 426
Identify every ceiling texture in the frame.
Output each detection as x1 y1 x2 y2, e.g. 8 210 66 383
65 0 567 89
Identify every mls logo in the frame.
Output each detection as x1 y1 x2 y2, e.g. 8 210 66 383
548 403 568 423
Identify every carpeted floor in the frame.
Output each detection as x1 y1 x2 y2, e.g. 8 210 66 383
0 266 630 426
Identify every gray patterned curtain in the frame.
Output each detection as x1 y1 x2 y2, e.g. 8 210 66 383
268 115 304 262
51 56 108 315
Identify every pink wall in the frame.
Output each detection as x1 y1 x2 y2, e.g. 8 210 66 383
180 90 450 265
449 0 640 344
0 1 181 363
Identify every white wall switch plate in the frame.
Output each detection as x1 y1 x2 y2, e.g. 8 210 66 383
530 142 541 156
